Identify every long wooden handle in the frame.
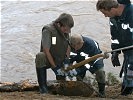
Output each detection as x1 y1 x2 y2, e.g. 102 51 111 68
63 53 109 72
106 45 133 53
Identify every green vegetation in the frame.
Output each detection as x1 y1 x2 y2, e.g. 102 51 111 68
84 72 120 86
106 72 120 85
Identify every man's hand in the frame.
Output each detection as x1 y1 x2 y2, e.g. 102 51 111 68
52 66 65 76
68 69 78 77
66 69 78 80
111 52 121 67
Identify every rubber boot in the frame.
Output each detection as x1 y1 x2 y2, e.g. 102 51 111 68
121 85 133 96
36 67 48 94
98 82 106 98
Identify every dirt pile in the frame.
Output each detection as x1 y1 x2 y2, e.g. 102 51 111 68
0 80 132 100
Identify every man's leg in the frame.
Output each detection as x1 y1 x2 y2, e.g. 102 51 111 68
121 50 133 95
95 67 106 97
75 66 87 81
76 71 86 81
35 52 48 94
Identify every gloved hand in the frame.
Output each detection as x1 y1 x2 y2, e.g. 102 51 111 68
67 66 87 78
52 66 65 76
67 69 78 79
111 52 121 67
69 69 78 76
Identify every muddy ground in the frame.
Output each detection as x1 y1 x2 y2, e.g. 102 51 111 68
0 86 133 100
0 81 133 100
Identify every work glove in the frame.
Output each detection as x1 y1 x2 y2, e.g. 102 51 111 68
52 65 65 76
111 52 121 67
69 69 78 76
67 66 87 78
67 69 78 80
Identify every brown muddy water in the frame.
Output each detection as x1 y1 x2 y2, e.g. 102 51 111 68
1 1 124 82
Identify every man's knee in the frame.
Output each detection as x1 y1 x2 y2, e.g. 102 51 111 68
95 68 105 83
36 52 46 59
35 52 47 68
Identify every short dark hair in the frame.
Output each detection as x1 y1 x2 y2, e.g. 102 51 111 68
55 13 74 28
96 0 119 11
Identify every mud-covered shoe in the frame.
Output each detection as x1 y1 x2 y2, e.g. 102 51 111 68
39 85 48 94
99 91 106 98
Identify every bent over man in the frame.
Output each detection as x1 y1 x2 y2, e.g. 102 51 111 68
69 34 106 97
35 13 74 94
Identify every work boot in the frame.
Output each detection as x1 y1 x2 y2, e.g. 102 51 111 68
121 85 133 96
36 67 48 94
98 82 106 98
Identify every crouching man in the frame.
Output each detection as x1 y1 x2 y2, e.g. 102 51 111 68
35 13 74 94
69 34 106 97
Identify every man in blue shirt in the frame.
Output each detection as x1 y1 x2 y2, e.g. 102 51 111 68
69 34 106 97
96 0 133 96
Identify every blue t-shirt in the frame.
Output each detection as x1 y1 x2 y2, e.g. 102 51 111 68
73 36 102 57
70 36 103 74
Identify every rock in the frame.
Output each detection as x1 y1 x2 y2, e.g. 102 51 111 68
48 81 94 97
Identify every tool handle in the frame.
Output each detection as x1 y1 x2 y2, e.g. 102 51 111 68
64 53 108 72
105 45 133 54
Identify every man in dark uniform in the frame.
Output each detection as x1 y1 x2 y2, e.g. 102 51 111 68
69 34 106 97
96 0 133 96
35 13 74 94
